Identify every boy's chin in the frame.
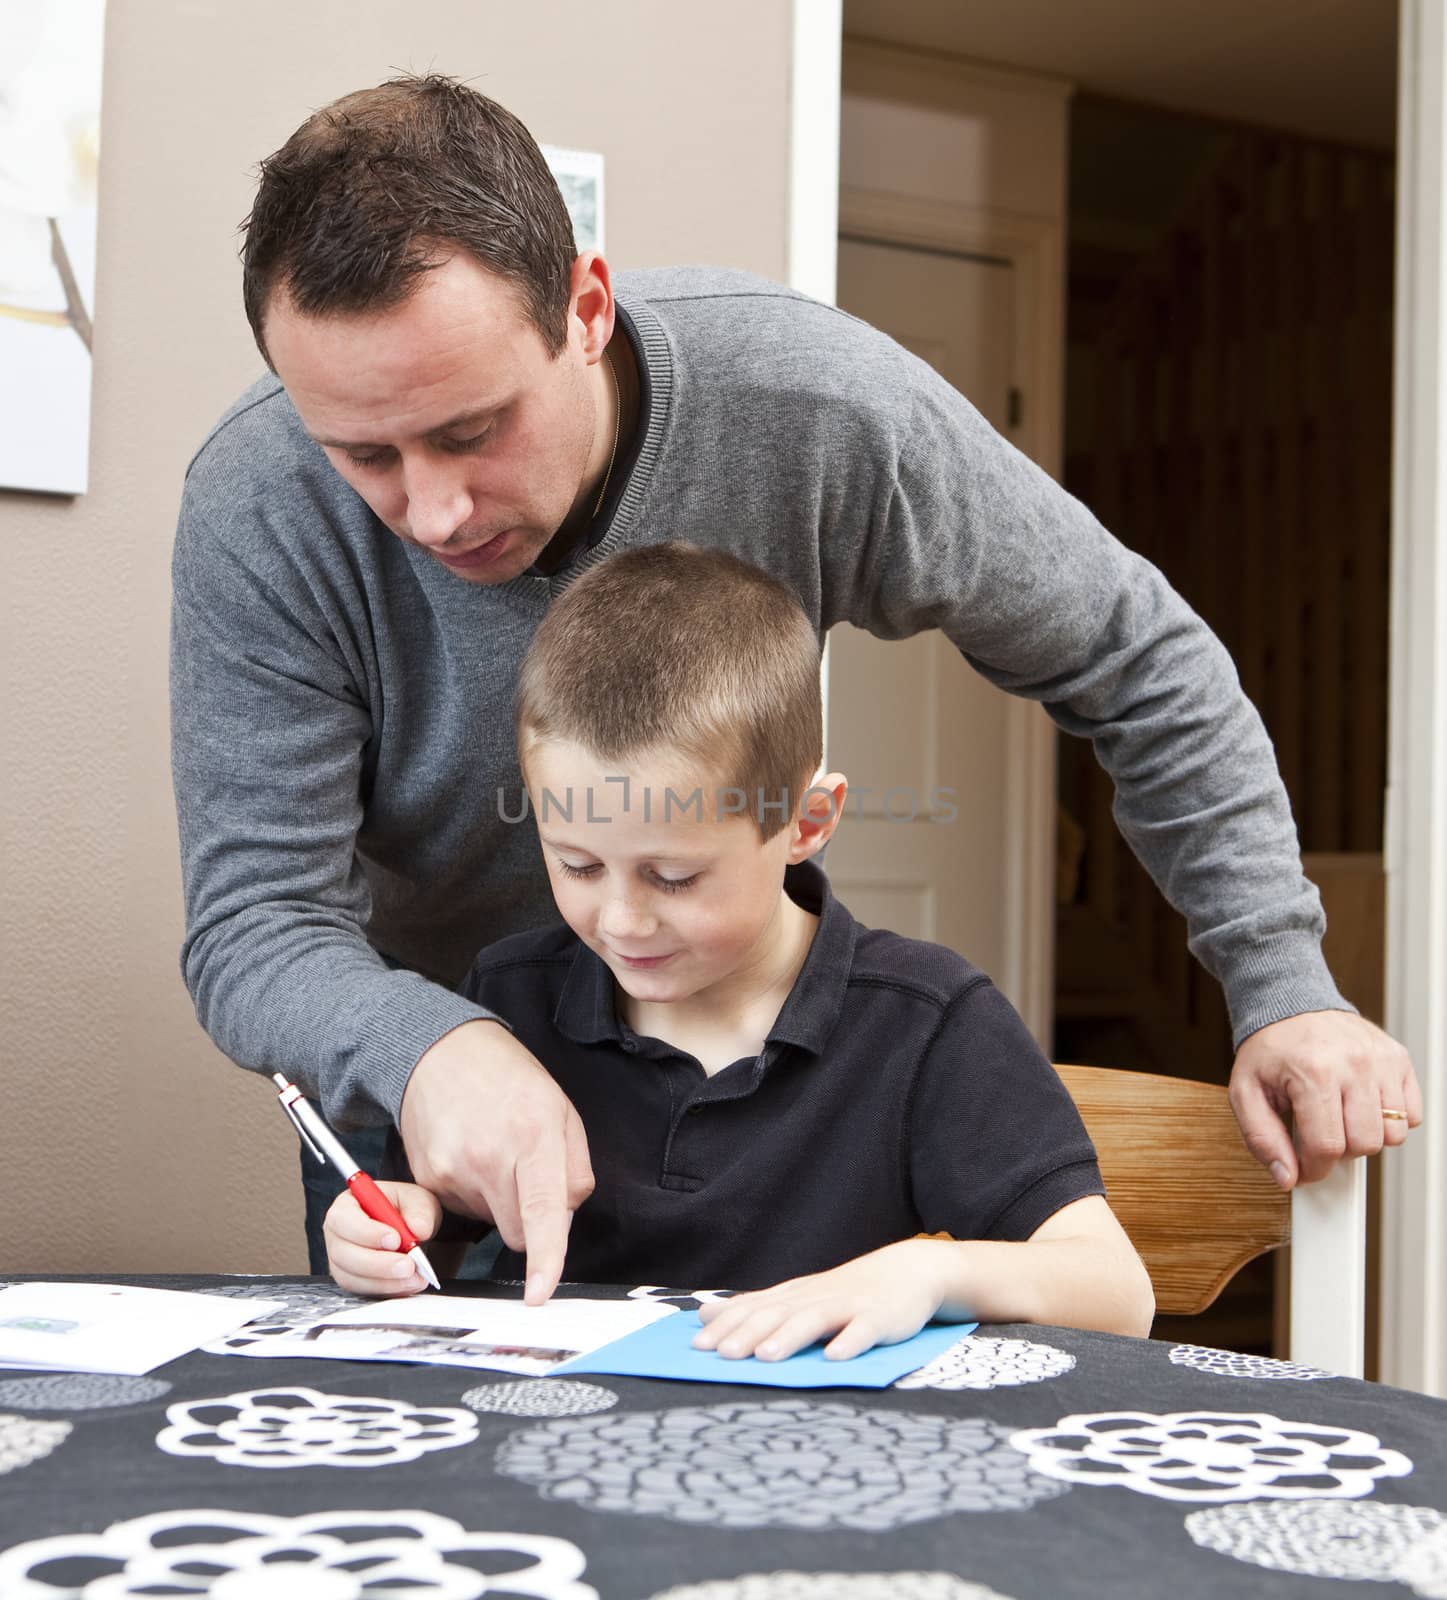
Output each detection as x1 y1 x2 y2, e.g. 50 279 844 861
607 961 696 1003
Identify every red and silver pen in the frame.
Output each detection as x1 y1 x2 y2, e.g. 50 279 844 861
271 1073 441 1292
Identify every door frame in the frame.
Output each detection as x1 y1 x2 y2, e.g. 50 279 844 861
1382 0 1447 1397
787 0 843 307
834 186 1064 1042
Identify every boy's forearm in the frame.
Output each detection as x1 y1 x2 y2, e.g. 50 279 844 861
925 1237 1155 1339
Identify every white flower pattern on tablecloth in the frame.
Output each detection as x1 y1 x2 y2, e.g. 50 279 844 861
647 1576 1015 1600
197 1281 367 1321
156 1386 478 1469
463 1380 619 1418
497 1399 1066 1529
627 1285 735 1308
0 1413 69 1474
1186 1501 1446 1590
199 1284 370 1355
0 1374 170 1411
0 1507 596 1597
896 1336 1075 1391
1011 1410 1412 1503
1397 1524 1447 1598
1169 1344 1333 1382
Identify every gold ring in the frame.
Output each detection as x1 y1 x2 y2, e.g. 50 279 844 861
1382 1108 1410 1122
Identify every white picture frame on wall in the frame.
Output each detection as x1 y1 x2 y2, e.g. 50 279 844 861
542 144 605 254
0 0 107 497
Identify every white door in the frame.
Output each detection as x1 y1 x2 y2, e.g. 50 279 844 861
826 236 1050 1039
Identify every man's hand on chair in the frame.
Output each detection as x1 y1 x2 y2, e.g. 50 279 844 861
1229 1010 1424 1188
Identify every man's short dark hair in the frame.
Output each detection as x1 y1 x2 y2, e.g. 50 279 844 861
241 73 576 365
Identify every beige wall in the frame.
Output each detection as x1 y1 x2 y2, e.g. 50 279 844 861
0 0 793 1274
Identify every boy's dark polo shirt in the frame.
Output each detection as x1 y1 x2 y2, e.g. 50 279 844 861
454 862 1104 1290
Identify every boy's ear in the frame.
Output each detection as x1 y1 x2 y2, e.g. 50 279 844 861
789 772 848 863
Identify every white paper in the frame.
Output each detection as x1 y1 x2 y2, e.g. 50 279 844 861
208 1292 676 1376
0 1283 285 1376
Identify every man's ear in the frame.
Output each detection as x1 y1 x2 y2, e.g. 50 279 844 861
569 251 615 362
789 772 848 863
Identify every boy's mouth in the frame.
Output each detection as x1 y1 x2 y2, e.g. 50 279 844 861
611 950 677 970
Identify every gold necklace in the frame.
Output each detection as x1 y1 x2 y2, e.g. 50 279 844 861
591 349 622 521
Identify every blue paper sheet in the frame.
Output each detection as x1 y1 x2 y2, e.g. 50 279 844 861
554 1312 977 1388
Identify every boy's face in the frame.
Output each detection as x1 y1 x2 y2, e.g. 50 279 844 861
523 740 826 1008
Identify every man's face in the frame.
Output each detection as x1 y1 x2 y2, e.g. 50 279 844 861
265 253 597 584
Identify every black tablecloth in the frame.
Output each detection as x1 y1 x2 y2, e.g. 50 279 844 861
1 1275 1444 1599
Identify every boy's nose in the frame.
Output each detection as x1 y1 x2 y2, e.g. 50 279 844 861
599 896 658 942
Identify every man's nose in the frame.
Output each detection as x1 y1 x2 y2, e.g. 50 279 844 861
403 457 474 547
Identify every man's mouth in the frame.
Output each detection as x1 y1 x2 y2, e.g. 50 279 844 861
434 530 516 570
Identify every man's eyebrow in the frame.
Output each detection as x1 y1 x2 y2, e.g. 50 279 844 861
309 405 500 451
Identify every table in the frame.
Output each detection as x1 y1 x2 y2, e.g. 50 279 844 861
1 1275 1444 1598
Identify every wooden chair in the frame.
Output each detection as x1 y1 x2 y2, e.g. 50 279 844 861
1056 1063 1367 1376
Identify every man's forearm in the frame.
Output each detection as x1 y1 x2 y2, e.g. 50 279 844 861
183 908 497 1128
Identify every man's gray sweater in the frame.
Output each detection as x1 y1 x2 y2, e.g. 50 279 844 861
171 267 1347 1130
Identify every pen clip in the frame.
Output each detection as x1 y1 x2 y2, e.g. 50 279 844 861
275 1081 328 1167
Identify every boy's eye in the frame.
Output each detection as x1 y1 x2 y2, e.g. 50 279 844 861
553 859 699 893
342 449 392 471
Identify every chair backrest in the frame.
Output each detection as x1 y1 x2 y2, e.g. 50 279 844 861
1056 1062 1366 1376
1054 1063 1290 1316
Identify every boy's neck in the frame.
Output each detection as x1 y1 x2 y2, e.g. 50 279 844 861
618 888 819 1076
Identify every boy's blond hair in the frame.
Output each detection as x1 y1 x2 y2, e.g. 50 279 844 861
516 543 823 838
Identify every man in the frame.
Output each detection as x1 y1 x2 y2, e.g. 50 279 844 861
172 74 1421 1297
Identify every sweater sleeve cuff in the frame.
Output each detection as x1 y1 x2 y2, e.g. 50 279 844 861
1216 929 1356 1048
334 972 514 1129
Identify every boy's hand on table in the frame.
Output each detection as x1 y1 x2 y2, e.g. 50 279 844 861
691 1241 951 1362
400 1019 595 1306
325 1181 442 1298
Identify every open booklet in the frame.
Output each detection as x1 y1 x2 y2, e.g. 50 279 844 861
206 1292 680 1377
0 1283 285 1376
205 1290 977 1388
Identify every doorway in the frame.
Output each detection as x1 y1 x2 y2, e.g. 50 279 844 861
825 197 1060 1044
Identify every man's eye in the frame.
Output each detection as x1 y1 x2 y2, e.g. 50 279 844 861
342 450 390 470
442 429 491 454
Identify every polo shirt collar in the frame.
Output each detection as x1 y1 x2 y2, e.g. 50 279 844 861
763 860 858 1055
551 859 858 1058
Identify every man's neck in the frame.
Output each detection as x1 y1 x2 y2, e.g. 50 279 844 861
533 329 641 577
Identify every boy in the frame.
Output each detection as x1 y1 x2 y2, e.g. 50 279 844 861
325 544 1154 1357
